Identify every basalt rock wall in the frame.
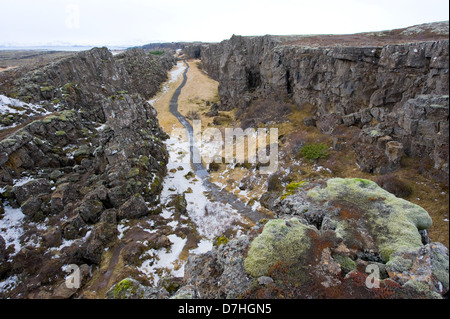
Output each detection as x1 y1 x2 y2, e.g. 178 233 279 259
194 28 449 181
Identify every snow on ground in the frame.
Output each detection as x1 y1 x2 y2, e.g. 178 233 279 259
0 94 52 117
0 275 20 294
138 234 187 286
160 132 246 239
148 61 186 107
12 176 35 187
139 126 247 285
0 205 25 257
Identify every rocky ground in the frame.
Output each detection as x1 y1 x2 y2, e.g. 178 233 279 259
0 21 449 299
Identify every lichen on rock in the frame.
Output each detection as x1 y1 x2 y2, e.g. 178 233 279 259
244 218 315 278
307 178 432 262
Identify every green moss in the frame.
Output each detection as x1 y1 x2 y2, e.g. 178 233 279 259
300 143 329 161
244 218 315 277
403 280 442 299
2 138 18 146
281 181 308 200
40 86 55 92
61 82 76 93
128 167 140 178
42 110 76 124
149 50 165 56
149 176 161 193
215 235 229 247
138 155 150 167
110 278 136 299
307 178 433 262
332 254 357 274
369 129 384 137
55 130 66 136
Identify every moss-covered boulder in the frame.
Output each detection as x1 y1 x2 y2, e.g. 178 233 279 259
307 178 432 262
244 218 316 277
106 278 169 299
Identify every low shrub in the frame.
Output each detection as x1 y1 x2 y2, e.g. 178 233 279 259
186 110 200 120
300 143 329 161
148 50 165 56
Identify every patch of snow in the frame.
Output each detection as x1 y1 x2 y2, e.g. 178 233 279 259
190 239 213 255
148 61 186 107
138 234 187 286
0 275 20 294
117 221 131 240
12 176 34 187
0 205 26 256
0 95 51 117
95 123 108 131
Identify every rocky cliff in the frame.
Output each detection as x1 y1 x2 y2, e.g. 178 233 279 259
0 48 175 297
188 21 449 182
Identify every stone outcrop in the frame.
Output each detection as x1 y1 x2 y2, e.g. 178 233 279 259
176 178 449 299
193 22 449 182
0 47 175 298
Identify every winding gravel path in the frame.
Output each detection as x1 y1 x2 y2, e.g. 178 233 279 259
169 60 268 223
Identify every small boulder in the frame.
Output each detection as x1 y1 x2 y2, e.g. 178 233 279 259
50 183 79 214
117 195 149 220
83 221 118 264
244 218 315 278
77 199 104 224
13 178 52 205
106 278 168 299
20 195 43 221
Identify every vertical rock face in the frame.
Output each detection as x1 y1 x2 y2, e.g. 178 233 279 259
0 48 175 297
195 22 449 181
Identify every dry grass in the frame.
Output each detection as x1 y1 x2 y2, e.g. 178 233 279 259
151 65 185 133
178 59 220 128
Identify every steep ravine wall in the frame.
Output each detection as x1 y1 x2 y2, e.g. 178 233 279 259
0 48 175 298
188 35 449 182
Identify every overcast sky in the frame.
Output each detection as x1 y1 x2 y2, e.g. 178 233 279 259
0 0 449 46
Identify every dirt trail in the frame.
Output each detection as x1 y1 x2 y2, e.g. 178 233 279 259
169 60 268 223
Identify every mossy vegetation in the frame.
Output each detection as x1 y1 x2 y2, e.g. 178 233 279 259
40 85 55 92
281 181 308 200
149 50 165 56
300 143 329 161
113 278 132 296
307 178 433 262
214 235 229 247
42 110 76 124
244 218 315 277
